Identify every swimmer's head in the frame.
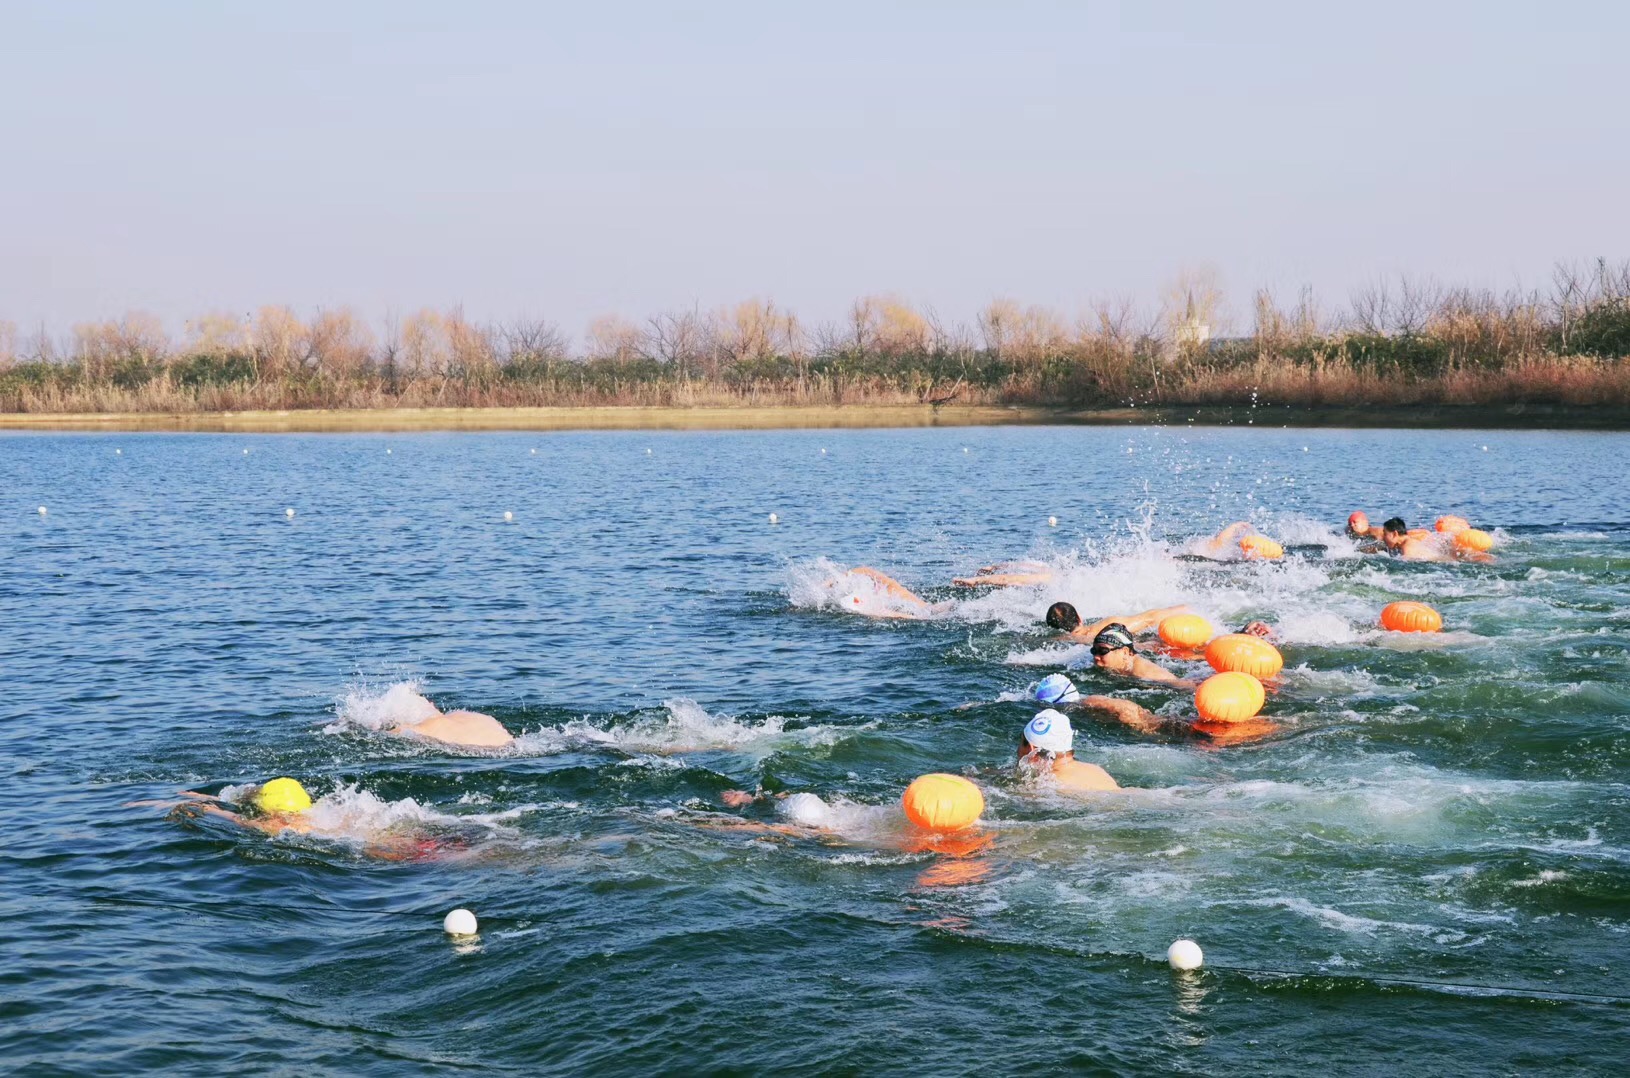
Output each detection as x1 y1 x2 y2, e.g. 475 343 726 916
1091 623 1136 658
1035 673 1081 707
1239 620 1274 639
1024 709 1074 756
253 777 312 815
1045 601 1081 631
1382 517 1409 549
1347 511 1370 535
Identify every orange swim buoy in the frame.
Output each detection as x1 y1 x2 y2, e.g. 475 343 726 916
1455 528 1494 553
1205 633 1284 679
1239 535 1284 560
1194 671 1266 723
1379 600 1442 633
1159 613 1214 650
1435 515 1469 534
1406 529 1432 542
902 773 984 832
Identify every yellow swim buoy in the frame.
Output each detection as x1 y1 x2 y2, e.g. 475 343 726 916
1159 614 1214 650
902 773 984 832
1194 671 1266 723
1380 601 1442 633
1205 633 1283 679
1239 535 1284 560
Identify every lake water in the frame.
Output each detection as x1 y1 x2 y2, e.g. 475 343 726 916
3 426 1629 1074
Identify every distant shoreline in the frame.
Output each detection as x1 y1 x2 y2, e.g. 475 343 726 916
3 402 1628 433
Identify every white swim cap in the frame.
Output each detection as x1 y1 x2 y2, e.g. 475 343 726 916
1025 709 1074 755
1035 674 1081 707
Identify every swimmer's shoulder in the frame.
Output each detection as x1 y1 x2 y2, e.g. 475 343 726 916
1054 758 1119 792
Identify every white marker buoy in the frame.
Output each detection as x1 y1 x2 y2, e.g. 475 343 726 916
1167 939 1204 971
243 448 250 455
820 448 827 455
37 506 48 516
443 908 479 936
503 511 513 522
962 447 969 454
285 508 295 519
1048 516 1058 527
1481 445 1489 451
768 513 778 524
115 449 122 455
386 448 392 455
530 448 537 455
646 448 653 455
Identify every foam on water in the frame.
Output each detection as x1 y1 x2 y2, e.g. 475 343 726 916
326 679 441 733
512 698 855 757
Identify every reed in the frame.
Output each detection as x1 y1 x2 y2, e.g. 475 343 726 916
3 262 1626 415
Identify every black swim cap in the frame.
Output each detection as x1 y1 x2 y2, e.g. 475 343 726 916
1045 601 1081 631
1091 623 1136 656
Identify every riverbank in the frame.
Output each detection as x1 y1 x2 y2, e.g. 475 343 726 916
2 401 1628 432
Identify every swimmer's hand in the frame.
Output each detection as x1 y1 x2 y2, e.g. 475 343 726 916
721 789 759 808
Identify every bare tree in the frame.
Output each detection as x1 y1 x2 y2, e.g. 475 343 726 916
499 318 569 363
643 308 706 374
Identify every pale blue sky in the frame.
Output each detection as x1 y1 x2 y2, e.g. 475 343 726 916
3 0 1626 338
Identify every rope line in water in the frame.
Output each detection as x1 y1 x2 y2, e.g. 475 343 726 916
36 886 1630 1008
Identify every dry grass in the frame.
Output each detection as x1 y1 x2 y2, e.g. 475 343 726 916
4 264 1627 418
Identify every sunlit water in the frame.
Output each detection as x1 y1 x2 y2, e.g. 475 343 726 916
3 427 1628 1073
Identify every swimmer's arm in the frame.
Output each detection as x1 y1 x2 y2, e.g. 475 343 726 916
1131 657 1193 688
1078 695 1165 734
126 789 227 810
952 571 1052 587
1075 605 1191 641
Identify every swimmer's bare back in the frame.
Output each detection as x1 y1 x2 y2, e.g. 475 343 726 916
400 710 515 748
1049 757 1119 793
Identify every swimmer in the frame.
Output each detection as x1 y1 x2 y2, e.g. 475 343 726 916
1346 511 1383 540
1239 620 1275 640
952 561 1054 588
830 566 950 619
1090 623 1192 686
382 687 514 748
1019 710 1117 793
1034 674 1169 735
1036 674 1273 745
1044 601 1190 644
1197 521 1253 558
1380 517 1446 562
135 779 466 861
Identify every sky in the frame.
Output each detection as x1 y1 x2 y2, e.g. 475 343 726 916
2 0 1627 340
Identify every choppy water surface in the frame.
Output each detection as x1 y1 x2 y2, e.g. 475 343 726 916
3 426 1629 1074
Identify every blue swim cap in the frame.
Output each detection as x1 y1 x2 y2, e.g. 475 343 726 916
1035 673 1081 707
